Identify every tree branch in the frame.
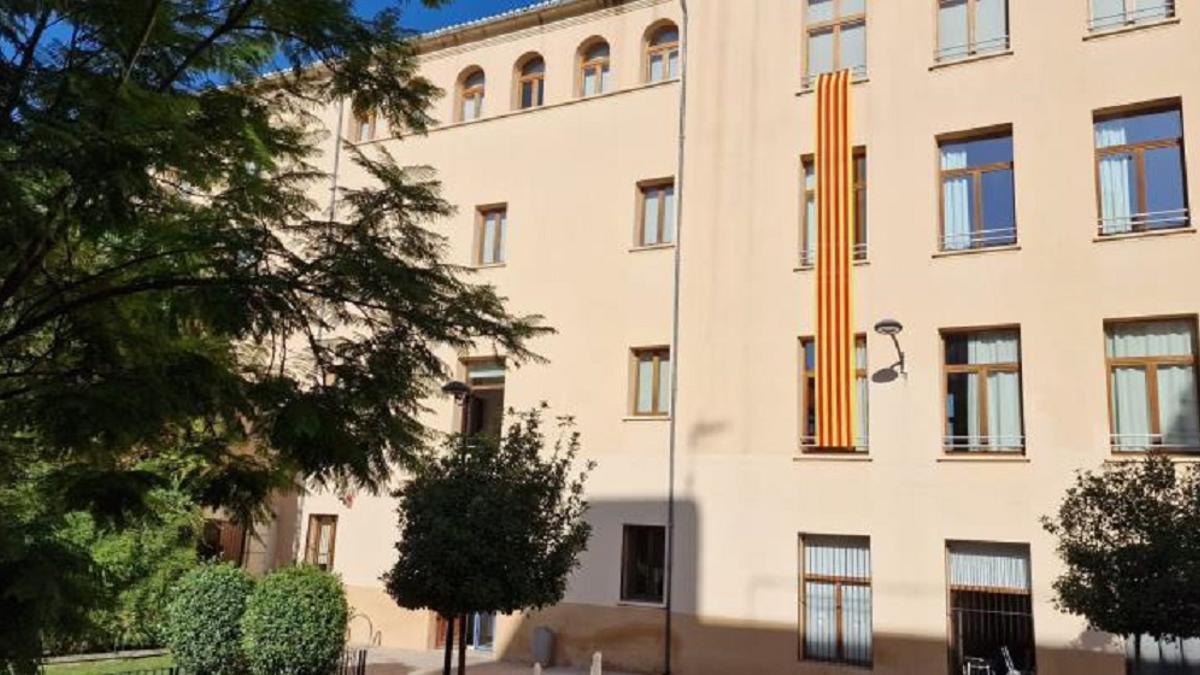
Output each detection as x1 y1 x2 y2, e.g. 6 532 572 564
157 0 256 93
118 0 164 88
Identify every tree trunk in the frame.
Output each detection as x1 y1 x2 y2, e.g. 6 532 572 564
443 615 455 675
458 613 468 675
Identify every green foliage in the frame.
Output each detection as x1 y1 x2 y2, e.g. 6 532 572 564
384 406 593 618
0 0 547 666
163 563 255 675
1042 454 1200 642
240 565 348 675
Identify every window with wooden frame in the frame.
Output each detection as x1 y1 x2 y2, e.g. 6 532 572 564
457 68 485 122
515 55 545 109
630 347 671 416
936 0 1010 63
474 206 506 266
1089 0 1175 32
1094 103 1189 235
304 514 338 571
799 336 868 451
350 110 376 143
620 524 666 604
637 179 676 247
947 542 1035 675
943 329 1025 452
801 150 867 267
645 23 680 82
579 39 612 97
800 535 872 666
1106 318 1200 451
803 0 866 89
939 129 1016 251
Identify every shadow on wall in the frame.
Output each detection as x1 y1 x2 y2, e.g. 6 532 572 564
496 501 1127 675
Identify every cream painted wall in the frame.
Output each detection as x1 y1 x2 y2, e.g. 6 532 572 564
288 1 1199 673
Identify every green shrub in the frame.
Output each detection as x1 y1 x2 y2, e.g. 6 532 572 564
163 563 254 675
240 565 348 675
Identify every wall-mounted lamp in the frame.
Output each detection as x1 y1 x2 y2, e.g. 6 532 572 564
441 380 470 403
874 318 906 376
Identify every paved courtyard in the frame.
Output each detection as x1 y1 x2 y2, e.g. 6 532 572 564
363 648 636 675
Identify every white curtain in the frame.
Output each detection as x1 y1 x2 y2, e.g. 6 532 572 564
658 355 672 413
938 0 968 57
497 213 506 262
805 537 872 663
642 191 661 245
1096 119 1134 234
1108 321 1198 448
807 0 834 23
668 49 680 78
1091 0 1126 27
840 22 866 74
804 164 817 264
481 218 498 264
636 357 654 413
808 30 833 78
949 542 1029 591
662 187 677 244
1112 367 1151 448
600 64 612 93
582 70 598 96
976 0 1008 52
1139 0 1172 22
316 524 332 565
856 342 869 447
1159 366 1199 447
960 332 1022 450
941 145 972 250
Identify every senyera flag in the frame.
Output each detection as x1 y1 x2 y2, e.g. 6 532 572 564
815 70 856 450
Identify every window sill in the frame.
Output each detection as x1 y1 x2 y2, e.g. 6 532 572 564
929 49 1014 71
622 415 670 422
1093 227 1194 243
471 262 507 270
932 244 1020 259
1083 16 1180 40
938 453 1029 463
794 452 872 462
795 76 870 97
629 243 675 253
617 599 666 609
794 258 870 272
1109 449 1200 460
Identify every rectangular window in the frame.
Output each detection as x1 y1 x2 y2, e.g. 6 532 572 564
304 514 338 571
620 525 666 603
351 112 375 143
631 348 671 416
804 0 867 88
1107 318 1200 451
799 336 868 450
801 535 872 666
475 206 507 265
462 358 506 438
1094 104 1189 235
801 151 867 267
937 0 1010 62
948 542 1035 674
638 180 676 247
1089 0 1175 31
940 129 1016 251
943 329 1024 452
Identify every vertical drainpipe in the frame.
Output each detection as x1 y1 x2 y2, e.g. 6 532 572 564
664 0 689 673
329 98 345 221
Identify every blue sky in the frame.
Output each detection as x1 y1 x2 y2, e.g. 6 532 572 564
356 0 545 33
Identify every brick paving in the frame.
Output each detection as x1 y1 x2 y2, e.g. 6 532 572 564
363 647 637 675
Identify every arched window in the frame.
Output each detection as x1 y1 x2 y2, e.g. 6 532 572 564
458 68 485 121
516 55 545 109
579 40 611 97
645 23 680 82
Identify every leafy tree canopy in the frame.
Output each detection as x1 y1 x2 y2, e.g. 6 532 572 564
0 0 547 666
1042 454 1200 644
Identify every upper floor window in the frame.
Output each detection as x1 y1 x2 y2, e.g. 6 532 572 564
580 40 612 96
621 524 666 604
631 347 671 416
350 110 375 143
801 150 867 267
1089 0 1175 31
475 205 506 266
458 68 485 121
804 0 866 87
1107 318 1200 451
304 514 338 571
937 0 1010 63
516 55 545 109
645 23 680 82
1094 103 1189 235
939 129 1016 251
948 542 1035 674
637 179 676 247
799 336 868 451
801 535 872 666
943 329 1024 452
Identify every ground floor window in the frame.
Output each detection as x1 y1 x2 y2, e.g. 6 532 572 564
620 524 666 603
304 514 338 571
948 541 1035 674
801 534 872 666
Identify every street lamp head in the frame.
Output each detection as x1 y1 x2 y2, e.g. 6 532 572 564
874 318 903 336
441 380 470 402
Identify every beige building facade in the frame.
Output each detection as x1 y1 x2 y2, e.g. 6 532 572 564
259 1 1200 673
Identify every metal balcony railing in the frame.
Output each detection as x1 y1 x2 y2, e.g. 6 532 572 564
935 34 1010 63
940 227 1017 251
1097 208 1189 236
1088 2 1175 32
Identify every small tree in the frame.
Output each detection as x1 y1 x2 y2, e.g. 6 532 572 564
1042 454 1200 671
383 406 592 675
240 565 348 675
163 563 255 675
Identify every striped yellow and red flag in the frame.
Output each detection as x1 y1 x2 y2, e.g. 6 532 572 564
815 70 856 449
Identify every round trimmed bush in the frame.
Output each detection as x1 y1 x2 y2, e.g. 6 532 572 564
240 565 348 675
163 562 255 675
